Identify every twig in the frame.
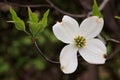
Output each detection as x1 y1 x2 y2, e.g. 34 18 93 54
45 0 86 18
34 41 60 64
46 0 109 18
106 39 120 60
1 2 50 8
107 45 120 60
107 39 120 44
100 34 120 60
2 0 109 18
99 0 109 11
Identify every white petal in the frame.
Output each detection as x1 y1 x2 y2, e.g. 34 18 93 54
79 39 107 64
79 16 104 39
53 15 80 43
60 44 78 74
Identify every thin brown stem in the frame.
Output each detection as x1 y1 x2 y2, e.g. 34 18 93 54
34 41 60 64
99 0 109 11
107 45 120 60
3 0 109 18
1 2 50 8
107 39 120 44
45 0 86 18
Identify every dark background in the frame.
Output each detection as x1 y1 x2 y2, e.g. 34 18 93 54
0 0 120 80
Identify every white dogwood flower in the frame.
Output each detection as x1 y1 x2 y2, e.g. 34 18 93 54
52 15 107 74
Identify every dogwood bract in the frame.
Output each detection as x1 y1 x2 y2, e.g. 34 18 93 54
52 15 107 74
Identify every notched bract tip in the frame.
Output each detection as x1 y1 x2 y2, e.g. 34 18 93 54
60 66 64 71
103 54 107 59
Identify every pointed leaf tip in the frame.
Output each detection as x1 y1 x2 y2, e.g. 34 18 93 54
92 0 102 18
28 8 50 37
40 9 50 28
28 7 39 22
35 9 49 35
10 7 26 32
28 7 39 36
115 16 120 19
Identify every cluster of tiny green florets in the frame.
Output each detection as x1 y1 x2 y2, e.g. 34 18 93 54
74 36 86 48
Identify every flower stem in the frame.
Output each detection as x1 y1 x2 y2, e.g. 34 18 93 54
34 41 60 64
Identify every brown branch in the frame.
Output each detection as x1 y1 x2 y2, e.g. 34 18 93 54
106 39 120 60
2 0 109 18
0 2 50 8
99 0 109 11
34 41 60 64
45 0 86 18
107 39 120 44
46 0 109 18
107 45 120 60
101 36 120 60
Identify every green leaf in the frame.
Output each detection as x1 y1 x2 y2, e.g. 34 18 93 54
39 9 49 31
10 7 26 32
35 9 49 35
92 0 102 18
115 16 120 19
28 8 49 37
28 7 40 37
28 7 39 22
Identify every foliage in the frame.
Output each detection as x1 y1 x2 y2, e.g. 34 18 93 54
92 0 102 17
9 7 26 32
28 7 49 38
0 0 120 80
115 16 120 19
10 7 49 38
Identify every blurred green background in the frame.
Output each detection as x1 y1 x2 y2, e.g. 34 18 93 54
0 0 120 80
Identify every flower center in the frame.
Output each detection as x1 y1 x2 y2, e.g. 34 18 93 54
74 36 86 48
